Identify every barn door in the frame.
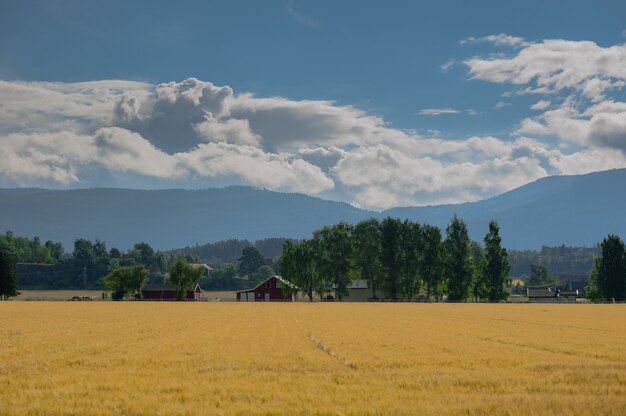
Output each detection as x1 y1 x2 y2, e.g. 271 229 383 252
265 293 270 302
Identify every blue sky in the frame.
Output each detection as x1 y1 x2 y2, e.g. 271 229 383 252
1 0 626 208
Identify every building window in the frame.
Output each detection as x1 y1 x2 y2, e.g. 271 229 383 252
265 282 272 288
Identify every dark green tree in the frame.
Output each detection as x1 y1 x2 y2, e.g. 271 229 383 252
0 251 19 300
353 219 384 299
593 235 626 301
469 241 486 301
585 258 602 301
399 220 422 301
483 221 511 302
421 224 444 301
527 264 557 287
380 217 403 300
281 239 318 301
313 222 354 300
169 258 204 301
238 246 266 278
101 265 149 300
444 215 472 301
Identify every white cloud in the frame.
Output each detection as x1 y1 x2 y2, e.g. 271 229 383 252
464 37 626 157
417 108 460 116
178 142 334 194
530 100 551 110
464 39 626 101
441 60 456 73
460 33 530 48
494 101 512 109
2 69 626 209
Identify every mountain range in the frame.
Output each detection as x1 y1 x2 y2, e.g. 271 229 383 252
1 168 624 250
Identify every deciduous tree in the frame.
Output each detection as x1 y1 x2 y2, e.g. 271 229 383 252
593 235 626 301
380 218 403 300
444 216 472 301
281 240 318 301
353 219 384 300
421 225 443 301
101 265 149 300
527 264 557 287
399 220 422 301
483 221 511 302
0 251 19 300
169 259 204 301
313 222 354 300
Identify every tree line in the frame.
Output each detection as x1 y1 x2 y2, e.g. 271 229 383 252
585 235 626 302
280 216 511 302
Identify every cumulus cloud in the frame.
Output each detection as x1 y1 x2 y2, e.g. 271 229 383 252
464 38 626 101
2 62 626 209
464 36 626 157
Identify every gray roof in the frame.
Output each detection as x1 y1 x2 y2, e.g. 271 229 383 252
527 288 578 298
331 280 369 290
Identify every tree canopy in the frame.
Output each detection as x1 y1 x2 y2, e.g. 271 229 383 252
483 221 511 302
587 235 626 302
0 251 19 300
169 259 204 301
101 265 149 300
444 216 472 301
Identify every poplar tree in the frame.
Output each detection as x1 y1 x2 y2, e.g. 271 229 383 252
313 222 354 300
444 216 472 301
483 221 511 302
353 219 384 300
594 235 626 301
380 217 403 300
421 224 443 301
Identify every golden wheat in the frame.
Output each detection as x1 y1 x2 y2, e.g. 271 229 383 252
1 303 625 415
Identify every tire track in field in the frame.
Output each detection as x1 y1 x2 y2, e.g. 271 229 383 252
294 318 356 370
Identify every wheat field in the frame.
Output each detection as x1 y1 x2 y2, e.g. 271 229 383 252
1 303 625 415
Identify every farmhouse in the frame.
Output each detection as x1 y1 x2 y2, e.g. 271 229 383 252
237 275 299 302
335 280 373 301
527 287 579 303
141 282 204 301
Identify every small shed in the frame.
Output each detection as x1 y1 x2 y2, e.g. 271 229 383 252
141 282 204 301
236 275 298 302
527 287 579 303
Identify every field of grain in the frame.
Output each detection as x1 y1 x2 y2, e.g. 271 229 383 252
1 303 625 415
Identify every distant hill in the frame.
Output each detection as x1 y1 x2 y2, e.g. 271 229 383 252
0 169 624 250
386 168 626 249
0 187 369 250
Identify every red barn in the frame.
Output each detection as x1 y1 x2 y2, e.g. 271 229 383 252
236 275 299 302
141 282 204 301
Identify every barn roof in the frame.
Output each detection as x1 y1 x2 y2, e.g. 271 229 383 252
142 282 175 292
236 275 300 293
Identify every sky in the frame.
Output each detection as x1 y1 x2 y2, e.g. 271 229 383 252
1 0 626 209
